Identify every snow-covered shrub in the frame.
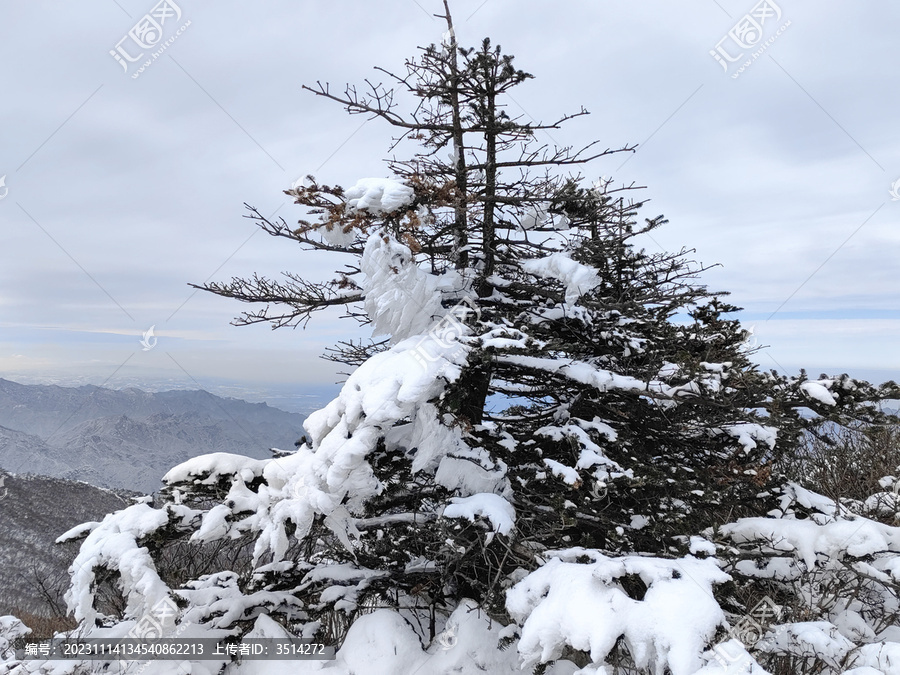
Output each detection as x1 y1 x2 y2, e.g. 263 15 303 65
779 421 900 517
0 615 30 662
711 482 900 674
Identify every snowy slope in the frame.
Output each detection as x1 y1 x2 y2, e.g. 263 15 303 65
0 471 134 616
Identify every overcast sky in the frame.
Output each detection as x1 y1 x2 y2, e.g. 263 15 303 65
1 0 898 411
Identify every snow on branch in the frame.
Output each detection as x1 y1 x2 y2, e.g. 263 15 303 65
522 252 600 305
442 493 516 543
536 421 632 484
361 231 444 341
799 379 838 406
344 177 414 215
495 354 672 397
719 516 900 570
506 551 730 674
62 503 197 626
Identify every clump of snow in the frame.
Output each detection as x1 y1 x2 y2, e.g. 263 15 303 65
695 639 770 674
298 563 389 614
629 515 650 530
432 427 511 497
862 489 900 518
658 362 681 379
800 380 837 406
316 222 357 247
518 203 570 231
328 609 428 675
690 536 717 556
478 325 536 351
506 552 729 674
290 174 316 190
399 402 469 474
719 516 900 570
519 203 548 230
360 232 443 341
222 615 297 675
718 423 778 453
56 520 99 543
443 493 516 542
360 230 472 345
522 253 600 305
164 452 268 487
243 599 570 675
543 458 581 485
497 354 671 398
536 422 630 484
844 642 900 673
193 503 235 542
61 503 195 626
344 177 414 215
779 481 849 518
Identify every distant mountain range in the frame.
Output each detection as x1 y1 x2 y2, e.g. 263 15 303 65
0 379 317 620
0 378 308 494
0 470 135 617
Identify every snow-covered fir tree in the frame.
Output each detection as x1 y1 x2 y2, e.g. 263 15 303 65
5 4 900 674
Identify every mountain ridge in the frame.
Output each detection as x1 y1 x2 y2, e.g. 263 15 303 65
0 378 307 493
